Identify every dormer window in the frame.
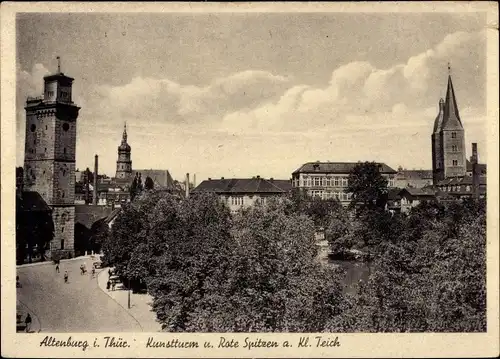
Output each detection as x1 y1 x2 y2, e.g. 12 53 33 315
451 132 457 139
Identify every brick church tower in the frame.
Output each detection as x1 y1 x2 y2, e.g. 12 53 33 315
115 123 132 181
431 66 466 184
23 58 80 257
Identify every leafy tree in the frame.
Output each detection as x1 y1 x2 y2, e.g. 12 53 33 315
144 176 154 190
347 162 388 210
129 174 138 201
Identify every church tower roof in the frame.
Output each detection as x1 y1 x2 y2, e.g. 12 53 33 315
442 67 463 130
118 123 131 152
433 98 445 133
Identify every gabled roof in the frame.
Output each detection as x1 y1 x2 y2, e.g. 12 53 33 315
75 205 114 229
292 162 397 175
17 191 51 212
442 74 463 130
192 178 292 194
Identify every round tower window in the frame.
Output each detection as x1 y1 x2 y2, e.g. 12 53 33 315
63 123 70 131
30 124 36 132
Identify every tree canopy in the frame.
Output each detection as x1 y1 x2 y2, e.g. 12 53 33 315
346 162 388 210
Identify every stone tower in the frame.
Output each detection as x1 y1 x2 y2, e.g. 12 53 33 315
115 123 132 180
431 67 466 184
23 58 80 257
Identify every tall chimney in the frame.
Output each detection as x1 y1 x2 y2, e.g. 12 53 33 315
471 143 479 199
193 173 196 188
185 173 190 198
85 168 90 204
93 155 99 205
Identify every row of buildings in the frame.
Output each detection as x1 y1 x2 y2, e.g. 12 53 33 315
17 61 487 259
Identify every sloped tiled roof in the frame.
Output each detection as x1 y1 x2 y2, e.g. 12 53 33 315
293 162 397 175
192 178 292 194
17 191 51 212
396 169 433 180
75 205 114 229
399 187 437 198
436 176 487 186
134 169 175 189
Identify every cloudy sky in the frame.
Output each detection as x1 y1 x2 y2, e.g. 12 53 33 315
16 12 488 181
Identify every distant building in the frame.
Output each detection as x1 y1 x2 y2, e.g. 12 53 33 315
394 167 433 189
291 161 397 206
399 187 437 214
192 176 292 212
115 123 133 184
133 169 176 190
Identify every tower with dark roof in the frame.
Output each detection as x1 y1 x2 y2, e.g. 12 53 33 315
431 67 467 184
23 57 80 256
115 123 133 180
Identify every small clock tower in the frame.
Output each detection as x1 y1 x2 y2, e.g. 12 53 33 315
23 57 80 257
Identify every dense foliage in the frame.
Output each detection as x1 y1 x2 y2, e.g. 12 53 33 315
101 187 487 332
347 161 388 209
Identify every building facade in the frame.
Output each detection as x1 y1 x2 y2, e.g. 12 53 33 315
192 176 292 212
115 123 133 181
23 66 80 256
431 70 467 184
291 162 397 206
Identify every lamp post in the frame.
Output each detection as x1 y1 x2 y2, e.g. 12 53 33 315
128 277 131 309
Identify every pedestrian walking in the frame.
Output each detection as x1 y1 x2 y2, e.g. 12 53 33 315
91 268 95 278
64 271 68 283
106 280 111 291
108 269 112 277
111 281 116 291
24 313 32 333
55 263 60 273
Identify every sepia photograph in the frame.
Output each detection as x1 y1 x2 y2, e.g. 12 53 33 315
2 2 499 358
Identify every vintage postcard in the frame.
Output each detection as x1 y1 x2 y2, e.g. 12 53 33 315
1 1 499 358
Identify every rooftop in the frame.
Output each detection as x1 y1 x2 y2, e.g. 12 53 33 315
16 191 51 212
192 177 292 194
293 161 397 175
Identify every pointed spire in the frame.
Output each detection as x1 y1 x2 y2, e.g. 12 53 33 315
442 65 463 129
122 122 128 143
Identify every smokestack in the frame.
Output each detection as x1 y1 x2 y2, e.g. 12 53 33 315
93 155 98 205
471 143 479 199
185 173 190 198
193 173 196 188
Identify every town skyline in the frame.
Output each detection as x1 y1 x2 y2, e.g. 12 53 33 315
16 12 487 182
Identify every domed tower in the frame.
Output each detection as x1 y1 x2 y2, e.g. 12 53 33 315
115 123 132 180
431 98 445 184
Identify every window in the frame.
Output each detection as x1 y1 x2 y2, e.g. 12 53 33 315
451 132 457 139
62 191 65 198
341 177 348 187
63 148 67 154
452 160 458 166
452 145 458 152
322 177 327 187
48 91 54 98
231 196 243 206
63 123 70 131
333 177 340 187
44 148 47 153
45 125 48 130
30 124 36 132
466 185 471 192
305 177 311 187
388 178 395 187
60 239 64 250
314 177 321 187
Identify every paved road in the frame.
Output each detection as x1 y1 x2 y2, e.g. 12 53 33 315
17 257 142 332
